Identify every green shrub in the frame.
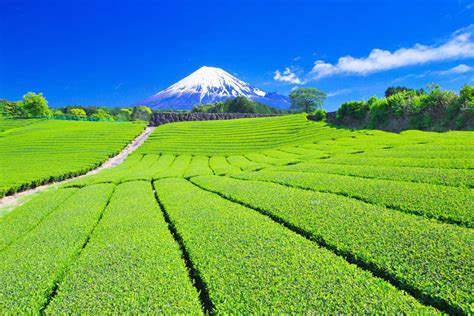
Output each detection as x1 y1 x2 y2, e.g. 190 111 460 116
367 98 390 128
308 109 326 121
337 101 368 120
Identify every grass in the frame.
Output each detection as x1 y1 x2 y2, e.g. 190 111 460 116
1 114 472 313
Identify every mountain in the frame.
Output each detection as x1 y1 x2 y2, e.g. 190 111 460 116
139 66 290 110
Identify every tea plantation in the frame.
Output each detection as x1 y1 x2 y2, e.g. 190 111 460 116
0 118 146 197
0 114 472 314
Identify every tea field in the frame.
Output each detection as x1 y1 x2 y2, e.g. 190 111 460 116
0 118 146 197
0 114 472 314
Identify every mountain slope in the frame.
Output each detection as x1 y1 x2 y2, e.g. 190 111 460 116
139 66 290 110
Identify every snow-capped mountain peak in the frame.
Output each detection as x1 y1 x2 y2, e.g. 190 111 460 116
139 66 290 110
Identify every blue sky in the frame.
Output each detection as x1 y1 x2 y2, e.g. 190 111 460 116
1 0 473 111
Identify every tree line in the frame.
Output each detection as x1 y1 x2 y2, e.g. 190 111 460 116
191 97 287 114
0 92 153 122
336 84 474 131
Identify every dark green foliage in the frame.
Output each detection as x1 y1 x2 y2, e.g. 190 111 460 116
338 84 473 131
192 96 284 114
307 108 327 121
57 105 149 121
0 99 28 117
367 98 391 128
336 101 368 120
131 105 153 121
384 86 424 98
289 88 326 113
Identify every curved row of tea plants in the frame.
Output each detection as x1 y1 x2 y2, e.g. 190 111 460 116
0 119 146 197
269 162 473 188
234 170 474 227
191 175 473 313
137 114 354 155
154 178 434 314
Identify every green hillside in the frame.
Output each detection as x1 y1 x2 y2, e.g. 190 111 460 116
0 118 146 197
0 115 472 313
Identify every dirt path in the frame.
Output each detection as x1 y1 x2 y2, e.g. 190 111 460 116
0 126 156 213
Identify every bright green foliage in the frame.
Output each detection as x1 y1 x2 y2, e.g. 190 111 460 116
337 101 369 120
46 181 202 314
131 106 153 121
154 178 434 314
157 155 192 178
245 152 298 166
137 114 353 155
21 92 49 117
90 108 113 120
289 88 326 113
209 156 241 175
317 155 473 169
0 99 28 117
0 184 114 313
191 175 473 314
235 170 474 227
0 188 78 250
0 119 146 196
66 154 145 186
0 117 43 133
227 155 267 171
272 162 473 188
192 96 285 114
68 108 87 118
114 154 161 181
184 156 213 178
336 84 473 130
261 148 301 160
2 113 473 313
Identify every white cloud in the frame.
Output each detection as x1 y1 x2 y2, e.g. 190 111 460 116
310 25 474 79
327 88 353 97
393 64 472 83
274 67 304 84
293 56 302 61
436 64 472 75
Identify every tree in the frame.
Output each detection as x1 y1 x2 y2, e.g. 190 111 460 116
53 109 64 117
458 85 474 109
22 92 49 117
91 108 113 120
384 86 424 98
118 108 132 120
132 106 153 121
337 101 368 120
69 108 87 118
1 100 27 117
289 88 326 113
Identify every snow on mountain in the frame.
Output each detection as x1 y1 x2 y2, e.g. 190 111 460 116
139 66 290 110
